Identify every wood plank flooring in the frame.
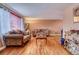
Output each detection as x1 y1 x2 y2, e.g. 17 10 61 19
0 36 70 55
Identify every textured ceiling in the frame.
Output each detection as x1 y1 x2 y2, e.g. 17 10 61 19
8 3 73 19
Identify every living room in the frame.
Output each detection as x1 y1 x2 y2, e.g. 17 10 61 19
0 3 79 55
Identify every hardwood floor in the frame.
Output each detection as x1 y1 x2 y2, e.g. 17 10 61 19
0 36 70 55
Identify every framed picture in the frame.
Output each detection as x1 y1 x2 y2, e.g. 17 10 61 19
73 7 79 23
74 16 79 23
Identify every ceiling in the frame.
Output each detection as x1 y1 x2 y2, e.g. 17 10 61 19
8 3 73 19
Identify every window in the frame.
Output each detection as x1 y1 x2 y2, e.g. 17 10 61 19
0 8 11 35
0 6 24 35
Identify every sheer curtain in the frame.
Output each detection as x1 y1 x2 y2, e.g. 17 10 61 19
0 7 24 35
10 13 24 31
0 7 8 49
21 18 25 31
0 8 11 35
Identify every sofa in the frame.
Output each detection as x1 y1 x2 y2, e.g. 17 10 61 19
3 29 31 46
64 30 79 55
23 29 31 43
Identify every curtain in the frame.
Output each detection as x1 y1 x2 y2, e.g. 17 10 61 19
0 8 3 35
0 8 8 48
21 18 25 31
10 13 22 30
0 7 24 35
0 8 11 35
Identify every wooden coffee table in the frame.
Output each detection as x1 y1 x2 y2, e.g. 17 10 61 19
36 37 47 45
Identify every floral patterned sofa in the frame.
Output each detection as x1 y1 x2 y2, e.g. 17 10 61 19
64 30 79 54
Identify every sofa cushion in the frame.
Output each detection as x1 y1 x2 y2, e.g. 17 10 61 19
24 30 30 35
8 30 24 35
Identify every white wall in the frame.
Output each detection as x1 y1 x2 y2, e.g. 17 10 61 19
63 4 79 31
24 17 63 33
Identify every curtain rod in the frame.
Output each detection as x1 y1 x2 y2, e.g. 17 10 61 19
0 3 23 18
